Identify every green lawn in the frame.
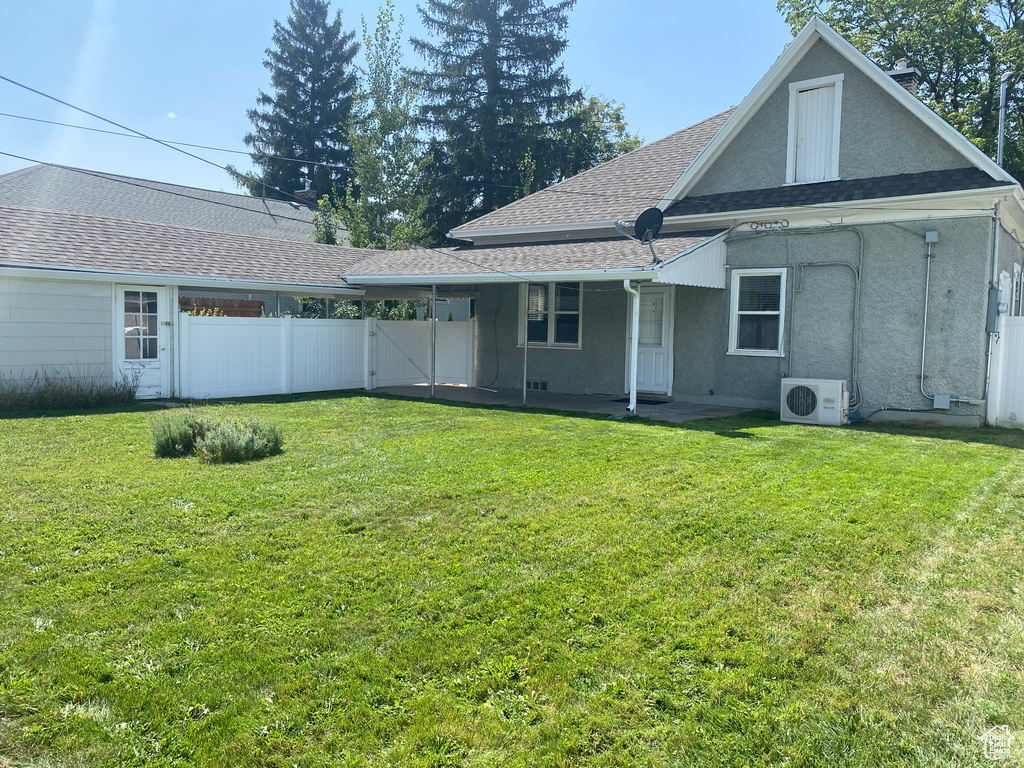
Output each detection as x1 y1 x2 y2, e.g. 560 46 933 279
1 395 1023 767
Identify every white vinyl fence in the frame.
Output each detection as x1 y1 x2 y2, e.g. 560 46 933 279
176 314 474 400
989 316 1024 427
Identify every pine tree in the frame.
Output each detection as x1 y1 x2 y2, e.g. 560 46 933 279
238 0 360 201
411 0 582 240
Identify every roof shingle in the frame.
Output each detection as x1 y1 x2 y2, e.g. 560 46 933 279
0 164 323 242
0 205 377 288
345 231 724 279
664 167 1007 217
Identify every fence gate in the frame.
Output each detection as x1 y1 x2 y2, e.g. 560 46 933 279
371 319 475 388
989 316 1024 427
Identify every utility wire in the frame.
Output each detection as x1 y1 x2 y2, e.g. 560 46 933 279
0 150 317 227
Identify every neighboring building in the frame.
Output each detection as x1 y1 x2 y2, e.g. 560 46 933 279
0 164 321 241
3 19 1024 426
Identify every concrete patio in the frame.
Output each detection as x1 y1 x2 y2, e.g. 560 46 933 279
377 384 752 424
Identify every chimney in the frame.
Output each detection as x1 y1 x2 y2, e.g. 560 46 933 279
887 58 921 97
293 176 318 206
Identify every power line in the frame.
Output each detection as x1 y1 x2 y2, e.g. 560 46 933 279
0 111 254 157
0 150 317 228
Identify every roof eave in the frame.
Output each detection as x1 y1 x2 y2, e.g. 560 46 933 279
0 261 365 296
342 266 659 286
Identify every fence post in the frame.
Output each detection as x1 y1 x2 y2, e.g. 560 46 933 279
282 314 293 395
177 311 188 399
364 317 375 390
466 318 476 386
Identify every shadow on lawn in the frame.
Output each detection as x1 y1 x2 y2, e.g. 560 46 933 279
8 388 1024 451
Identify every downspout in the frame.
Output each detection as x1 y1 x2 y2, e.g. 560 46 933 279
522 284 529 406
623 279 641 414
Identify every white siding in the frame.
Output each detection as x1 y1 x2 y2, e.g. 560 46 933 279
0 276 113 382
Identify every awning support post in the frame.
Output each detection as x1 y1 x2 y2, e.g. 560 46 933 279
522 284 529 406
623 279 641 414
430 285 437 398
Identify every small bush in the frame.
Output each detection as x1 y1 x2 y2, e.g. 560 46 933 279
197 419 283 463
152 409 212 458
0 369 138 413
153 411 283 463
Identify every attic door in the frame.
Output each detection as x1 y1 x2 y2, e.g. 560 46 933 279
788 75 843 184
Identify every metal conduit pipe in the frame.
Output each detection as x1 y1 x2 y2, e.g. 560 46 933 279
725 226 865 407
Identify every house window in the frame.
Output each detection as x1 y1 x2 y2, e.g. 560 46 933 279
787 74 843 184
728 269 787 356
519 282 581 347
124 290 158 360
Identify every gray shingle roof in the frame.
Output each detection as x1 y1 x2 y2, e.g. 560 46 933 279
664 167 1009 217
0 204 378 288
450 110 733 236
0 164 324 242
344 231 724 279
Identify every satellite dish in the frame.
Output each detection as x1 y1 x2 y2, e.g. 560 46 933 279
634 207 663 243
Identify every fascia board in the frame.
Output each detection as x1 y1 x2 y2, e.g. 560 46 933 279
341 267 657 286
447 219 616 242
0 262 364 295
661 185 1015 229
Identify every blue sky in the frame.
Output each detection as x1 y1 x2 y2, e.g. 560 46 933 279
0 1 793 193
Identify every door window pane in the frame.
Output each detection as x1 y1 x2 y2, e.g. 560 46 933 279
639 294 665 346
125 337 141 359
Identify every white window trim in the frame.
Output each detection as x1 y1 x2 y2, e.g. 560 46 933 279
728 268 787 357
786 73 844 185
517 282 583 349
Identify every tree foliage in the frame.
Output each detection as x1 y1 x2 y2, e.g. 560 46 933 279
410 0 583 239
239 0 360 200
342 1 429 249
778 0 1024 179
557 97 643 178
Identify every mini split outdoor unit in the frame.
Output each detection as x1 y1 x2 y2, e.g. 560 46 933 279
780 378 850 426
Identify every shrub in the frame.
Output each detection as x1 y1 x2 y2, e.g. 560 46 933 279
196 419 284 463
0 369 138 413
153 411 283 463
152 409 213 458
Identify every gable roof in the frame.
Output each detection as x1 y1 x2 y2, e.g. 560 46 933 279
0 164 324 243
658 17 1015 209
0 204 375 291
448 110 733 238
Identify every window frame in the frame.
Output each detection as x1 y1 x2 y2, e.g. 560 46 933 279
786 73 844 185
728 268 787 357
517 282 583 349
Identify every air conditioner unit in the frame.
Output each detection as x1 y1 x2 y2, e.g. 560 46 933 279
781 378 850 425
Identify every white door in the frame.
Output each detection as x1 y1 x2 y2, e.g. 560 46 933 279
114 286 171 399
627 285 674 395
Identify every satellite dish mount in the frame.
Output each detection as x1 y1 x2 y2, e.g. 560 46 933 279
614 207 665 264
